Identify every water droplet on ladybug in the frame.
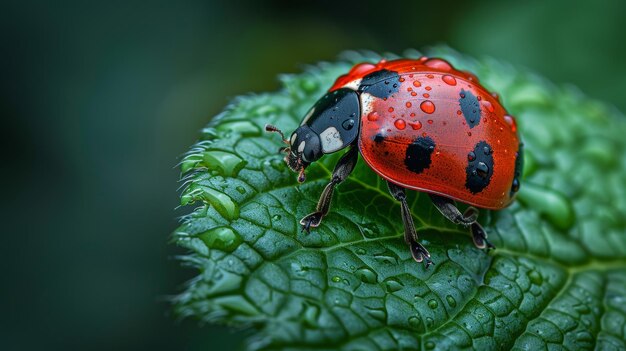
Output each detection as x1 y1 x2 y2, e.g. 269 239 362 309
426 74 434 79
483 101 494 113
388 107 394 113
468 151 476 161
442 75 457 86
424 58 452 70
413 80 421 87
342 119 355 130
460 92 465 98
410 112 416 117
483 145 492 155
406 102 412 108
477 95 482 101
491 92 500 101
504 115 517 132
425 86 432 91
399 77 405 82
456 110 462 115
411 91 417 96
423 93 429 98
476 162 489 178
409 121 422 130
368 111 379 121
394 119 406 130
420 100 436 114
427 119 433 124
419 56 428 62
467 131 472 136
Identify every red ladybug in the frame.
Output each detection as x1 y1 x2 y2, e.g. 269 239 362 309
266 57 523 267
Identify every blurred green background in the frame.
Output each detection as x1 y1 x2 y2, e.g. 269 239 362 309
2 0 624 350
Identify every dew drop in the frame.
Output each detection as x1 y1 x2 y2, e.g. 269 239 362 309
355 267 378 283
425 317 434 327
423 93 430 98
446 295 457 308
427 119 433 124
356 248 366 255
483 145 492 155
424 58 452 70
467 131 472 136
399 77 405 82
467 151 476 161
410 112 416 117
456 110 462 115
504 115 517 132
331 276 341 283
388 107 394 113
483 100 495 113
476 162 489 178
425 86 432 91
413 80 421 87
235 186 246 194
408 316 421 328
426 74 434 79
420 100 436 114
491 92 500 101
342 119 355 130
411 91 417 96
384 278 404 292
425 341 436 350
367 111 379 121
459 92 466 98
409 121 422 130
442 75 457 85
394 119 406 130
428 299 438 309
272 214 281 221
406 101 412 108
528 270 543 285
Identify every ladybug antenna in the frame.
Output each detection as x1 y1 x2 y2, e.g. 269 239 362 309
265 124 289 144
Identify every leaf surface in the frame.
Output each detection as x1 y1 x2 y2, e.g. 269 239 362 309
173 48 626 350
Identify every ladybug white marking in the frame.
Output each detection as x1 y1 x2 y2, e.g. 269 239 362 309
320 126 343 153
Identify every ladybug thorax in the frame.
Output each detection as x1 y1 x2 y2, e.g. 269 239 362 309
290 88 361 163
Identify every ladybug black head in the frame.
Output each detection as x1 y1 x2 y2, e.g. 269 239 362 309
266 87 361 183
285 125 322 182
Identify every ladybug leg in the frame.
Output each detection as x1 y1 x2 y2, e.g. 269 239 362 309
428 194 494 250
470 221 495 251
428 194 478 225
300 146 358 233
387 181 433 267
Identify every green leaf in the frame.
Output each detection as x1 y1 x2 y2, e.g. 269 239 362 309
172 47 626 350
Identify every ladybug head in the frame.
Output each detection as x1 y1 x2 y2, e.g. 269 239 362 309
265 124 322 183
265 88 361 183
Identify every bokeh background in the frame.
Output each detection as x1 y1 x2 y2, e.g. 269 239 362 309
2 0 624 350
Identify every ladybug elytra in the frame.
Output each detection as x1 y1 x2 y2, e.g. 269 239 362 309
266 57 523 267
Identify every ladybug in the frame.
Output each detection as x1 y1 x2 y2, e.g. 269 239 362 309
266 57 523 267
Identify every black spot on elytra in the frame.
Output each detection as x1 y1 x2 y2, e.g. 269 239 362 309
405 137 435 174
373 133 385 143
465 141 494 194
358 69 400 99
510 142 524 196
459 89 481 129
